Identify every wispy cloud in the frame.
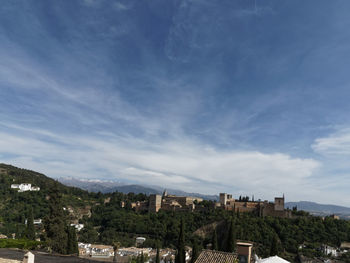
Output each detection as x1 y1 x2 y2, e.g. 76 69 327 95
312 128 350 156
0 121 321 201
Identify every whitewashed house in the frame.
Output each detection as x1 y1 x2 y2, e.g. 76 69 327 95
11 183 40 192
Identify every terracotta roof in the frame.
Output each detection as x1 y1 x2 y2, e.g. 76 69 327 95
195 249 237 263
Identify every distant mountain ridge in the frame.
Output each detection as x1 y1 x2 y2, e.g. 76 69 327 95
286 201 350 218
58 176 218 200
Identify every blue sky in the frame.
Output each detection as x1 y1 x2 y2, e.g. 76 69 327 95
1 0 350 205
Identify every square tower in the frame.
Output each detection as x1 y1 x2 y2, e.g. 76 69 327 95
274 196 284 211
149 194 162 212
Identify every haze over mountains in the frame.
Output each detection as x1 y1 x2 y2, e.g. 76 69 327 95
58 176 218 201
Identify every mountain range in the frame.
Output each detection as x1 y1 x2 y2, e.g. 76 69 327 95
285 201 350 219
58 176 218 201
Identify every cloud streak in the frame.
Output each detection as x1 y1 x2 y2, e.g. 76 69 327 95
2 0 350 205
0 121 320 201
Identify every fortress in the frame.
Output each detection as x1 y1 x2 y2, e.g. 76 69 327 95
219 193 292 218
149 191 203 212
136 190 291 218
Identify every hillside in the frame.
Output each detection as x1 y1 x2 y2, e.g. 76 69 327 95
286 201 350 218
0 163 98 236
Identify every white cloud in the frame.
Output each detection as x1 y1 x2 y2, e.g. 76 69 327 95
312 128 350 156
0 123 320 201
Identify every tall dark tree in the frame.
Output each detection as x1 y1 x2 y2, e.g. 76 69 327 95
43 182 68 254
155 242 160 263
191 239 199 263
226 219 236 253
270 235 279 256
67 226 78 255
176 218 186 263
140 251 144 263
15 224 21 239
25 207 35 240
212 228 218 251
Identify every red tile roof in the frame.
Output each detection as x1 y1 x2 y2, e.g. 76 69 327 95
195 249 238 263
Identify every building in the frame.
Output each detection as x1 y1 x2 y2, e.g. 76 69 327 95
149 193 203 213
329 214 340 220
255 255 290 263
136 237 146 246
322 245 339 257
10 183 40 192
33 219 42 225
237 242 253 263
149 194 162 212
131 201 149 212
219 193 291 218
70 223 84 231
195 250 238 263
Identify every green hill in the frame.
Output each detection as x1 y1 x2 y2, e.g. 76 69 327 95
0 163 97 237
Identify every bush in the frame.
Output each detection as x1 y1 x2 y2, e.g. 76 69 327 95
0 239 43 250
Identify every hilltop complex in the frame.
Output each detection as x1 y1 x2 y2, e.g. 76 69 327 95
219 193 292 218
141 191 292 218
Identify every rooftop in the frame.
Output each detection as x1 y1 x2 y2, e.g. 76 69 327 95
195 249 237 263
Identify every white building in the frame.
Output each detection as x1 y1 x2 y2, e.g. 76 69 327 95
34 219 42 225
70 223 84 231
256 255 290 263
136 237 146 246
323 245 339 257
11 183 40 192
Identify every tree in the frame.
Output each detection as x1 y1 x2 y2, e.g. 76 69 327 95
226 219 236 253
212 228 218 251
43 182 68 254
67 226 78 255
113 241 121 262
176 218 186 263
270 235 279 256
25 207 35 240
155 242 160 263
191 239 199 263
140 251 144 263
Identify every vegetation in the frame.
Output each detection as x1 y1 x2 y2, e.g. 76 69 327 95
212 228 218 250
175 218 186 263
226 218 236 252
25 207 35 240
0 239 42 249
2 163 350 261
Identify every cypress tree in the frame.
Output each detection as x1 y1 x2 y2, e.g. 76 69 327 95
140 251 144 263
67 226 78 254
226 219 236 253
25 207 35 240
270 235 279 256
15 224 21 239
43 182 68 254
191 239 199 263
212 228 218 251
176 218 186 263
155 243 160 263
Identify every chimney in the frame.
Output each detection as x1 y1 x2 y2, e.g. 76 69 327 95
23 252 35 263
236 242 253 263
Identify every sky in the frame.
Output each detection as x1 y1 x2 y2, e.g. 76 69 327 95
1 0 350 205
